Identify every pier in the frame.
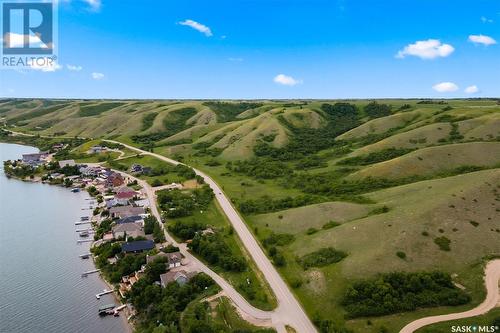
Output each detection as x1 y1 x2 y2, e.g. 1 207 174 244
76 228 94 233
75 221 92 225
81 269 100 277
96 289 114 299
77 239 93 244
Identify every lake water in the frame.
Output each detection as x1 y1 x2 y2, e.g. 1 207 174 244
0 143 128 333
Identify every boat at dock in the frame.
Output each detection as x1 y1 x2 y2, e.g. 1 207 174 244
98 304 116 316
80 216 90 221
71 188 80 193
79 253 91 259
79 231 90 238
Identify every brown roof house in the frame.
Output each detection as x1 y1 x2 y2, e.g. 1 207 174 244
146 251 183 269
112 222 144 240
109 205 145 219
160 270 195 287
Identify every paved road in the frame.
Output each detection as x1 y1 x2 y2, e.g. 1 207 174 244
105 140 318 333
400 259 500 333
111 170 275 328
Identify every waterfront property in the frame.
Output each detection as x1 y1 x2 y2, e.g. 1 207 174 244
112 222 145 240
121 240 155 253
109 205 145 219
160 269 194 287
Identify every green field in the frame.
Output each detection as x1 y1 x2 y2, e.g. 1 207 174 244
2 98 499 333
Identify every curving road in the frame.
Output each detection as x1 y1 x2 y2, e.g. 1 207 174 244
105 140 318 333
400 259 500 333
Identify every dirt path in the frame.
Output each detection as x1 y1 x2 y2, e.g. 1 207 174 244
400 259 500 333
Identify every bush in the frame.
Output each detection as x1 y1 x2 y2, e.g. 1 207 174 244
306 227 318 235
298 247 347 269
322 221 341 229
434 236 451 251
396 251 407 259
342 271 470 318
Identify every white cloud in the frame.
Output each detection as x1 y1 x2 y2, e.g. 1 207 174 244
228 57 243 62
3 32 50 49
179 19 212 37
432 82 459 93
92 72 105 80
273 74 302 86
464 85 479 94
468 34 497 46
67 64 83 71
30 62 62 72
83 0 101 10
396 39 454 59
480 16 493 23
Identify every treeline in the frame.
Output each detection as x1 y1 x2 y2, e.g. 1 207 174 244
338 147 415 166
157 185 214 218
227 158 292 179
239 194 319 214
128 273 217 333
203 101 263 122
189 233 247 272
131 107 197 144
342 271 471 318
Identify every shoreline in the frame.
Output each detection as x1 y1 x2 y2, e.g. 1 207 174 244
1 144 134 333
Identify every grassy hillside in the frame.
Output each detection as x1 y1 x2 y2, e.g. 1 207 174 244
1 98 499 333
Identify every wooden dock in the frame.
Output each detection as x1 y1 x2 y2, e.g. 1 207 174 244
77 239 93 244
96 289 114 299
82 269 100 277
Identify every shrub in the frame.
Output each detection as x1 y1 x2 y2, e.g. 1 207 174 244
322 221 341 229
306 227 318 235
298 247 347 269
343 271 470 318
396 251 407 259
434 236 451 251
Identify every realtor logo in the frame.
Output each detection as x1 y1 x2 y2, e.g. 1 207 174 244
1 0 58 69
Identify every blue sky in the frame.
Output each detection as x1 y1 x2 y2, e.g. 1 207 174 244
1 0 499 99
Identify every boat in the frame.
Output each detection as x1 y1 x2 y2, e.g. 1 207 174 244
79 231 89 238
98 304 115 316
71 188 80 193
80 216 89 221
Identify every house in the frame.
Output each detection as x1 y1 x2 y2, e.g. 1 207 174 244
105 198 119 208
165 252 182 269
130 164 143 173
122 240 154 253
88 145 106 154
134 198 150 207
145 251 182 268
160 269 195 287
116 215 144 225
112 222 144 240
119 270 144 298
106 173 125 188
79 166 101 177
109 205 145 219
59 160 76 168
115 191 136 205
22 152 49 166
52 143 65 150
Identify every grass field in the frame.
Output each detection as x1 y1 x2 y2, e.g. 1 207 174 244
2 98 500 333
